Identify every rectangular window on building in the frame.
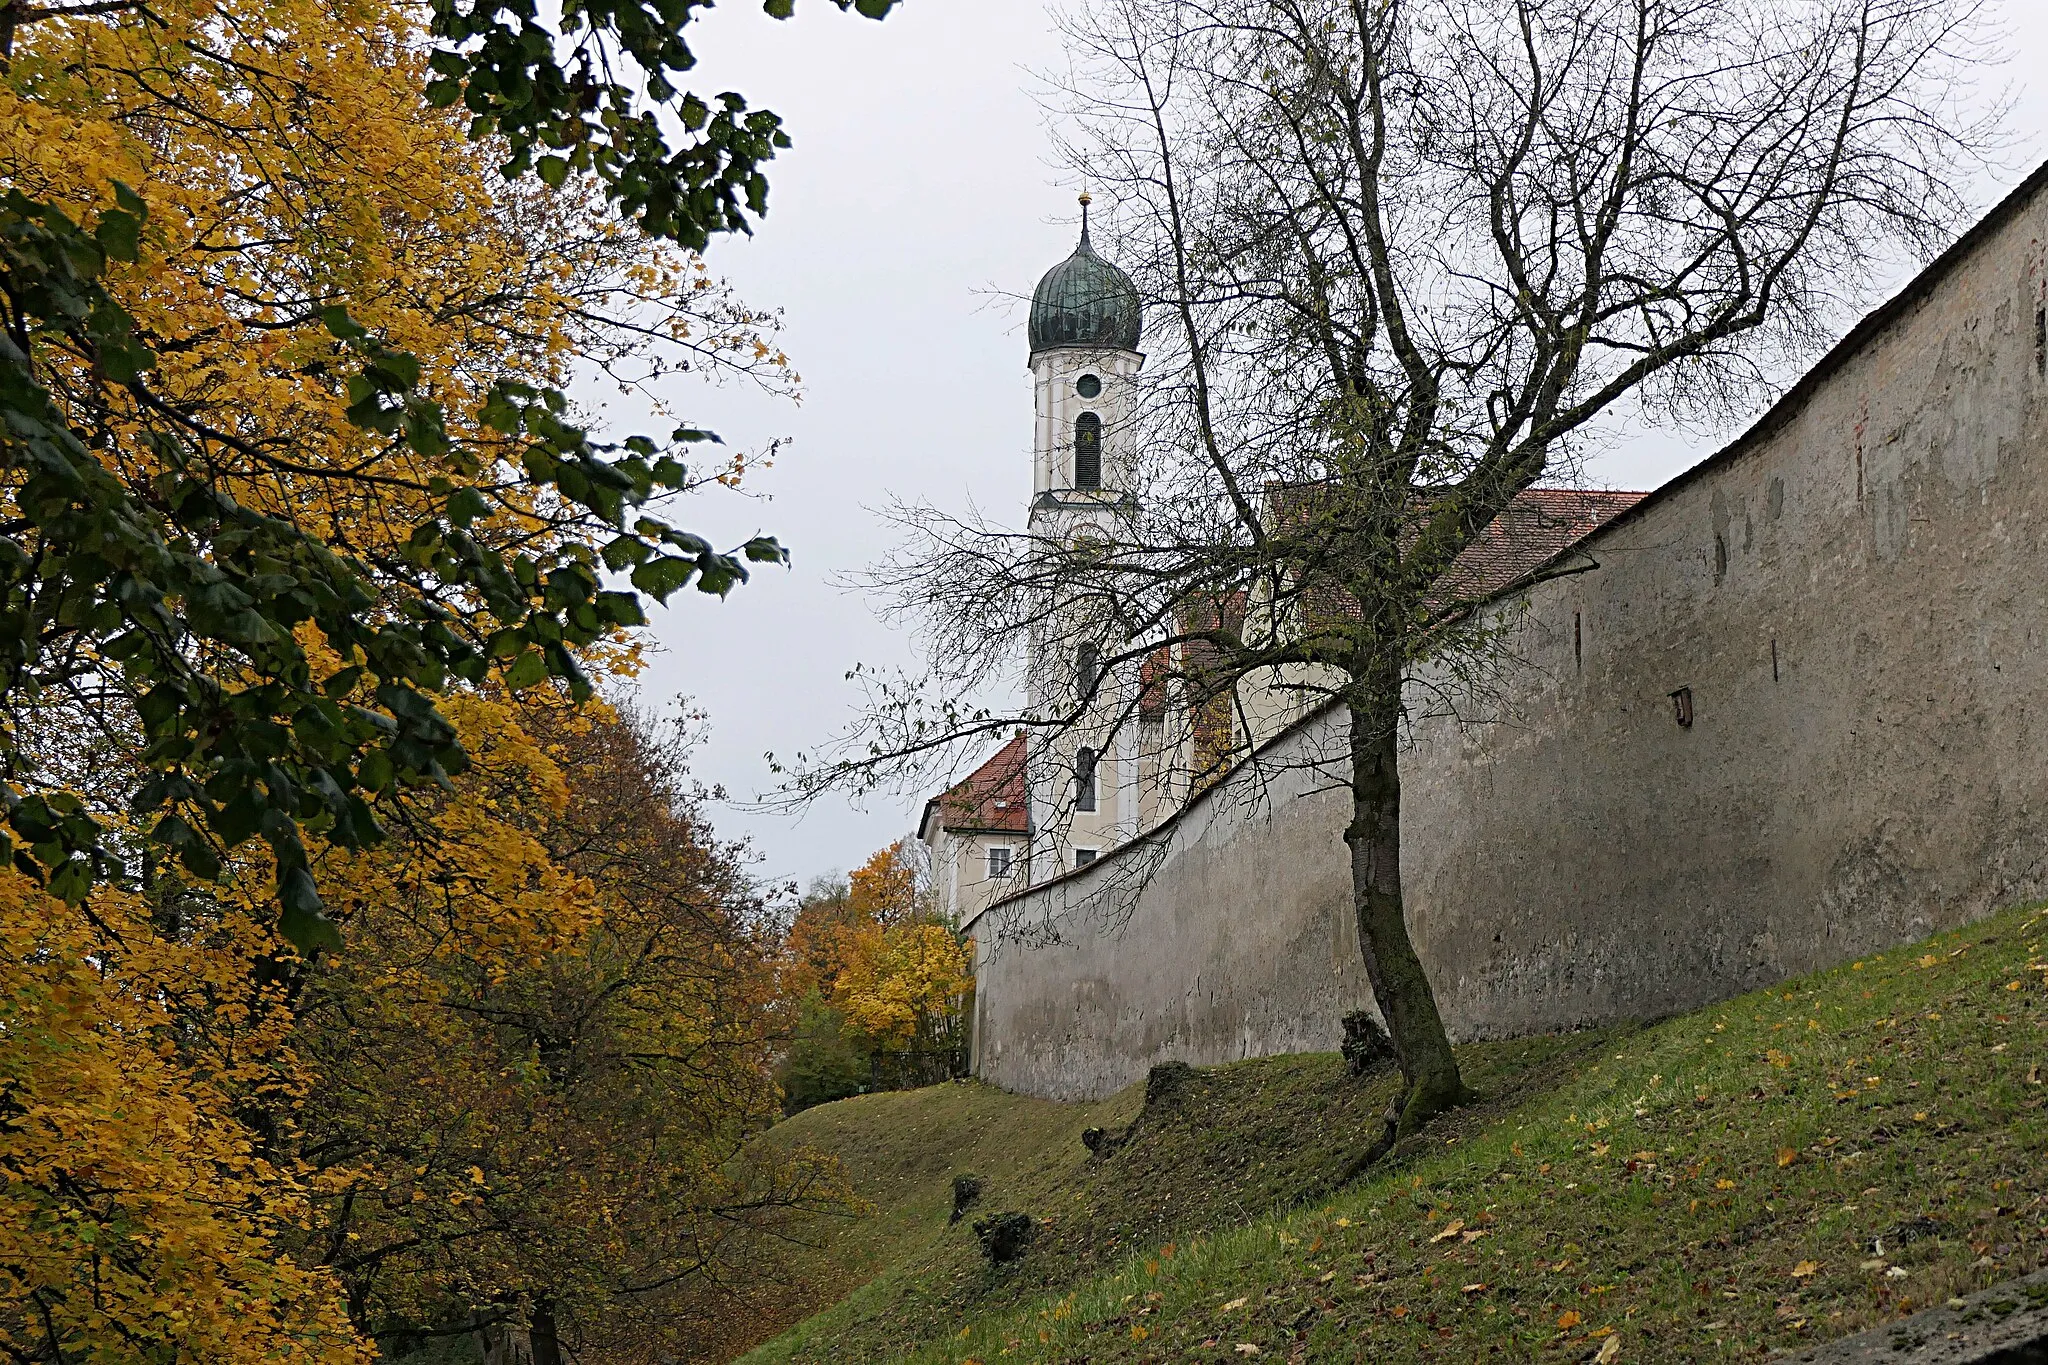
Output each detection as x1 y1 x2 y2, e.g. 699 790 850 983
986 846 1012 879
1075 747 1097 811
1075 848 1097 867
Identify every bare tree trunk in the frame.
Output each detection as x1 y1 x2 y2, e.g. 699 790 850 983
1344 671 1469 1138
482 1303 565 1365
481 1322 535 1365
531 1302 565 1365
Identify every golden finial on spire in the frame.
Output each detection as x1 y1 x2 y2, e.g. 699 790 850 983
1078 187 1092 242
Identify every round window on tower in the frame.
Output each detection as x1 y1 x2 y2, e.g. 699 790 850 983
1075 373 1102 399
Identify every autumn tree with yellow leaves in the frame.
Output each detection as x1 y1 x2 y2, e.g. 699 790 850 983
1 698 845 1364
293 699 843 1364
0 0 891 1357
776 840 974 1112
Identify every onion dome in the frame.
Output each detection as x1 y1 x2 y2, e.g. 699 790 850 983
1028 192 1142 354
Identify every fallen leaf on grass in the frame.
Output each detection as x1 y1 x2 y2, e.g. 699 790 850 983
1777 1148 1800 1167
1461 1282 1488 1294
1558 1311 1583 1329
1715 1179 1737 1190
1791 1260 1821 1279
1235 1346 1260 1357
1462 1229 1487 1243
1220 1298 1249 1312
1592 1336 1622 1363
1429 1220 1467 1243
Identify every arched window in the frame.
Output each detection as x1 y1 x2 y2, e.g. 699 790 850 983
1076 642 1101 702
1075 747 1097 811
1073 412 1103 490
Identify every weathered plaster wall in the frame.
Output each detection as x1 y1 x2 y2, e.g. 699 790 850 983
970 170 2048 1102
970 726 1369 1101
1409 175 2048 1039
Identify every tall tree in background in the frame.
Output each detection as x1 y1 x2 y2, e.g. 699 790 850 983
297 699 839 1365
776 840 973 1111
805 0 2001 1145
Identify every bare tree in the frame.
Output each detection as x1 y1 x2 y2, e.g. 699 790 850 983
798 0 2001 1149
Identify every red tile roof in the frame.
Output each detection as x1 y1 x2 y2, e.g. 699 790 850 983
1266 483 1646 619
924 734 1027 835
1433 488 1648 604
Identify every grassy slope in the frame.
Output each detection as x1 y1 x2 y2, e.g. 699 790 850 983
744 903 2048 1363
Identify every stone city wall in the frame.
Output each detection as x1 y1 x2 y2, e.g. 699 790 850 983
966 166 2048 1102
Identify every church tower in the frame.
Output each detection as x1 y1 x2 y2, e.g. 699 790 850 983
1022 192 1146 881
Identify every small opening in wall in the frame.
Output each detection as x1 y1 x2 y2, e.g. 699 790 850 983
2037 306 2045 378
1670 686 1693 728
986 846 1012 879
1573 611 1582 671
1771 637 1779 682
1075 747 1097 811
1074 411 1103 489
1075 848 1098 868
1713 532 1728 583
1076 642 1101 702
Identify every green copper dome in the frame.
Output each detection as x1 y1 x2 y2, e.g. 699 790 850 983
1029 207 1141 354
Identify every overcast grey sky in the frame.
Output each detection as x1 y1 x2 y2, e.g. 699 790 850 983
606 0 2048 894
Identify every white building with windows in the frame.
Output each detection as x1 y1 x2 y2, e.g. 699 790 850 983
920 195 1190 923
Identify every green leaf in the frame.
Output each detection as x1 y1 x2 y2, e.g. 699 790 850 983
446 486 491 527
630 555 696 602
356 748 394 793
48 859 91 904
95 209 142 263
320 306 369 340
536 155 570 187
502 649 548 689
277 866 341 953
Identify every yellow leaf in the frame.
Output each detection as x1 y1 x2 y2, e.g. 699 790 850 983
1429 1219 1467 1243
1791 1260 1820 1278
1777 1147 1799 1167
1220 1297 1249 1312
1558 1310 1583 1329
1593 1336 1622 1363
1715 1179 1737 1190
